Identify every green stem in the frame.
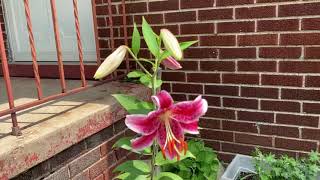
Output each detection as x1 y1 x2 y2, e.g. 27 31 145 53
126 47 152 77
150 60 160 180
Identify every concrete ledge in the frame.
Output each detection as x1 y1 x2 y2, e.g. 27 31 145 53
0 80 150 179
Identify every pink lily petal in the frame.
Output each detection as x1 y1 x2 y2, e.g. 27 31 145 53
171 96 208 124
161 56 182 70
157 123 167 148
180 121 199 134
131 131 157 151
152 90 174 109
125 112 160 135
170 119 184 140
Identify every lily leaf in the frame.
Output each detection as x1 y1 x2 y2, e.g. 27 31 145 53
112 94 154 114
160 40 198 60
155 150 195 166
155 172 183 180
142 17 160 58
139 74 162 89
127 70 145 78
132 23 141 57
114 160 151 175
112 137 152 155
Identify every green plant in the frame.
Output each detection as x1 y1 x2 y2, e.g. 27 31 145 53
253 149 320 180
160 140 220 180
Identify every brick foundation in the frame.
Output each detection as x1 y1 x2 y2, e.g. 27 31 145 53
13 120 132 180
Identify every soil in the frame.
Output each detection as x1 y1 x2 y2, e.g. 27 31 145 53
236 172 259 180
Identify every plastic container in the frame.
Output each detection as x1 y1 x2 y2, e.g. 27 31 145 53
221 154 256 180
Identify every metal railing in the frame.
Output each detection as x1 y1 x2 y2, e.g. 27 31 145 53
0 0 129 136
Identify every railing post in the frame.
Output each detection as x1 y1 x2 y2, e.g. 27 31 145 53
91 0 101 66
107 0 116 78
50 0 67 93
73 0 87 87
23 0 43 100
0 22 21 136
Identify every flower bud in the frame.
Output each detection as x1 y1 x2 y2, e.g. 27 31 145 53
94 46 127 79
160 29 182 60
161 56 182 70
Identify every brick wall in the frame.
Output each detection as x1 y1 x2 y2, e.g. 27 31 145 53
96 0 320 162
13 120 133 180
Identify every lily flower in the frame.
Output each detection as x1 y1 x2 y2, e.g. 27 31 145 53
160 29 183 60
125 90 208 160
94 45 127 79
161 56 182 70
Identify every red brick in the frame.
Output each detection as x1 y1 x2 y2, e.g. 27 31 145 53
259 47 301 59
184 48 218 58
89 155 116 179
187 73 220 83
241 87 279 99
218 152 235 163
281 33 320 45
303 103 320 114
200 129 233 141
200 61 235 72
236 6 276 19
171 93 187 101
238 111 274 123
220 48 256 59
235 133 273 146
261 100 300 113
180 23 214 34
162 72 185 82
148 0 179 11
276 114 319 128
257 19 299 32
206 108 236 119
134 14 164 24
279 62 320 73
152 24 179 35
257 0 299 2
97 17 106 27
261 75 303 87
179 61 199 71
181 0 214 9
275 138 317 152
305 76 320 87
221 142 255 155
223 74 259 85
279 3 320 17
203 140 221 151
238 34 278 46
120 2 147 13
205 85 239 96
302 128 320 141
223 98 258 109
69 148 100 177
93 174 104 180
165 11 196 23
201 96 221 107
305 47 320 59
200 35 236 46
216 0 254 6
198 9 233 20
302 18 320 30
172 83 203 94
199 118 221 129
222 120 258 133
217 21 255 33
238 61 276 72
282 89 320 101
260 125 299 138
96 5 117 15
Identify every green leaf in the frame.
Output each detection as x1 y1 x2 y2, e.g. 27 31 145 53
114 160 151 174
155 150 195 166
127 70 145 78
116 172 149 180
112 94 154 114
132 23 141 56
155 172 183 180
139 75 162 89
112 137 152 155
142 17 160 58
180 40 198 50
160 41 198 60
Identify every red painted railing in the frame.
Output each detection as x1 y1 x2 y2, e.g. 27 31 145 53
0 0 129 136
